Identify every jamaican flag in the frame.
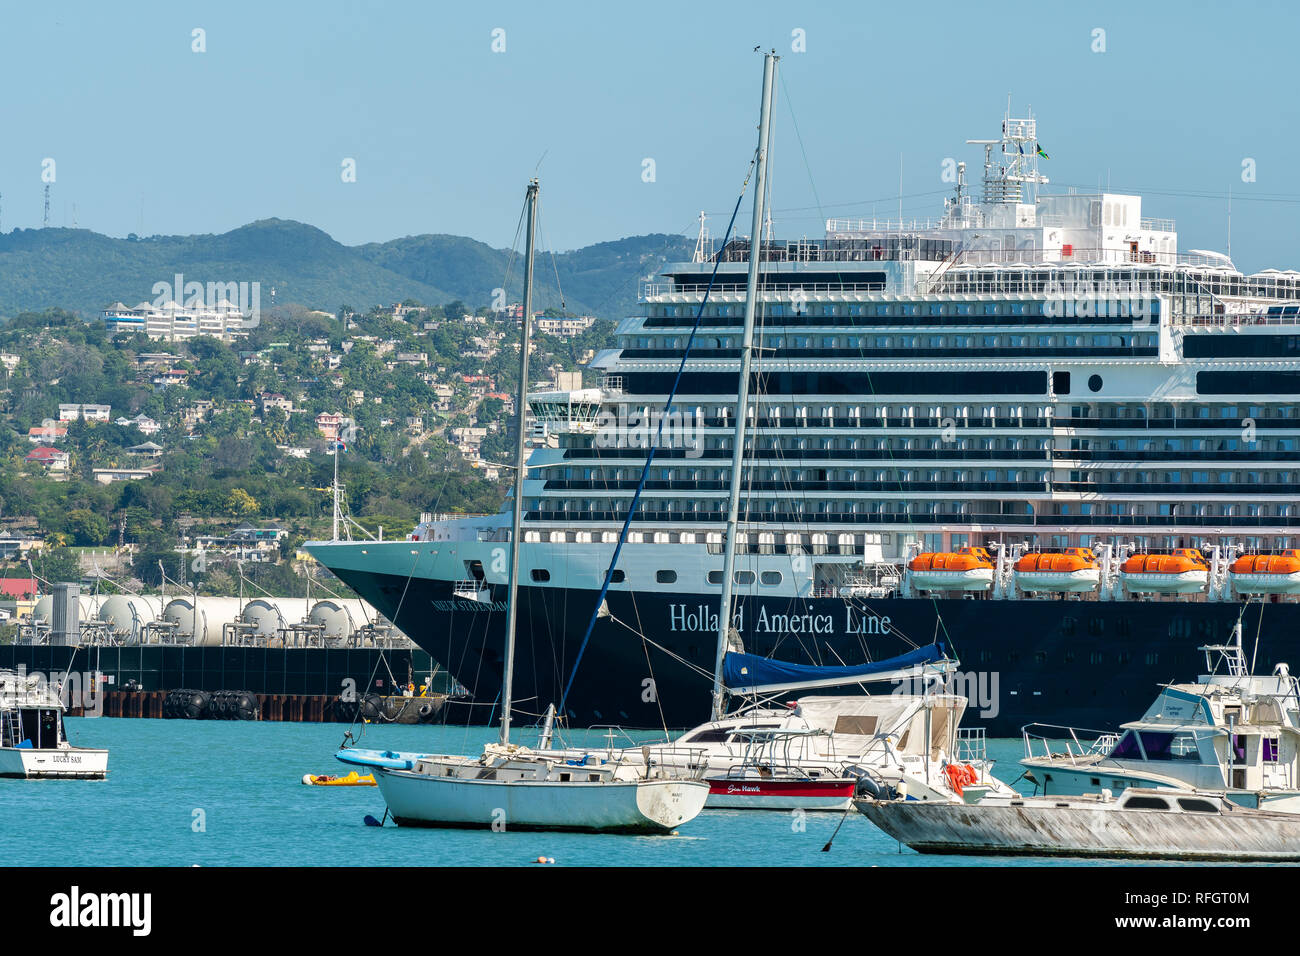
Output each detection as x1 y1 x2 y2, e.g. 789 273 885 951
1036 144 1050 159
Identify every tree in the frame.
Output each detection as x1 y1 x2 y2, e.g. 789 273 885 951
131 544 184 588
65 509 110 546
212 435 254 472
32 547 81 585
226 488 259 517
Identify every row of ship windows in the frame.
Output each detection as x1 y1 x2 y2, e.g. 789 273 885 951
1070 438 1298 452
549 468 1053 483
544 467 1296 484
615 436 1054 451
519 529 883 550
1003 536 1300 552
1074 470 1296 484
1053 503 1290 517
933 271 1246 298
582 435 1300 453
626 332 1156 351
529 567 784 587
648 300 1158 320
1058 403 1299 420
611 403 1300 422
530 500 1300 517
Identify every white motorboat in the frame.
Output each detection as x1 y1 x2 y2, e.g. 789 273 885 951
0 669 108 779
1020 620 1300 811
544 646 1017 808
856 787 1300 861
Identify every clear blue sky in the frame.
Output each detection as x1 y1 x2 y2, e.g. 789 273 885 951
2 1 1297 272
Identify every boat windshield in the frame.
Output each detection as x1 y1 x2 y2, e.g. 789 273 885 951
1110 730 1204 761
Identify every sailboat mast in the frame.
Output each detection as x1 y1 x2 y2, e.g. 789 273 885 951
501 178 538 746
711 52 778 721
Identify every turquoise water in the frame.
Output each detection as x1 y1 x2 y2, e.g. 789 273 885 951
0 718 1155 866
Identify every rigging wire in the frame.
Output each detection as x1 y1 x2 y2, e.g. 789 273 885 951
556 154 759 717
779 72 826 229
534 193 568 313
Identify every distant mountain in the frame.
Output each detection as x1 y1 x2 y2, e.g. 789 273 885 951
0 219 694 321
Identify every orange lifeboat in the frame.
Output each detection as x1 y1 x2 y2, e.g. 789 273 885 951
1119 548 1209 594
907 546 995 591
1013 547 1100 592
1229 550 1300 595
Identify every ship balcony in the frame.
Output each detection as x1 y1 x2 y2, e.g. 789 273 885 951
524 509 1300 529
1174 307 1300 329
1053 449 1300 463
1053 481 1297 496
543 478 1050 495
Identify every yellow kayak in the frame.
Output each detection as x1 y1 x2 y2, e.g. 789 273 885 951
302 771 376 787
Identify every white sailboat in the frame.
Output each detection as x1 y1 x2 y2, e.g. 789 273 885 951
338 178 708 833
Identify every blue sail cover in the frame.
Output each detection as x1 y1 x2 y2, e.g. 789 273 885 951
723 642 949 694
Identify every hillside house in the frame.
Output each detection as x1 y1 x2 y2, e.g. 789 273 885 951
25 446 70 474
58 403 112 422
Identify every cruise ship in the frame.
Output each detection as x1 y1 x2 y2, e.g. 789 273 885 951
307 109 1300 736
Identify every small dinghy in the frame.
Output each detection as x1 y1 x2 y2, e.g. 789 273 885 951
302 771 376 787
856 787 1300 861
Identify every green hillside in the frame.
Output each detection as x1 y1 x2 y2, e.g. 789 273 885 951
0 220 694 321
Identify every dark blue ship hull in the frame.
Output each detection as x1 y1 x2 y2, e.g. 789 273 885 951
325 568 1300 736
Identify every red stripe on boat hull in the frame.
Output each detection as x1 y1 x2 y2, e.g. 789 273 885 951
707 780 855 798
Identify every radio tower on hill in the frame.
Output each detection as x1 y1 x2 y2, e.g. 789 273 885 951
42 183 50 228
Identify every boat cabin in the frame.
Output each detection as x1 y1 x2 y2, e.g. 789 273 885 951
0 671 67 751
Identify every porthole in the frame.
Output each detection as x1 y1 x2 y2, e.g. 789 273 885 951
1088 374 1103 392
656 569 677 584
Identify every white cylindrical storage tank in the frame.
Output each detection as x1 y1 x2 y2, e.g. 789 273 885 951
98 595 163 644
239 598 287 641
305 599 386 643
32 594 96 623
161 596 246 646
308 599 358 644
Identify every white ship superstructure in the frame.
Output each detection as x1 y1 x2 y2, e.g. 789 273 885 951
494 109 1300 601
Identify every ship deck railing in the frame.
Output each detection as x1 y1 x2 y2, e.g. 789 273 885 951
1022 723 1120 764
424 512 496 524
941 248 1235 269
1173 310 1300 329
